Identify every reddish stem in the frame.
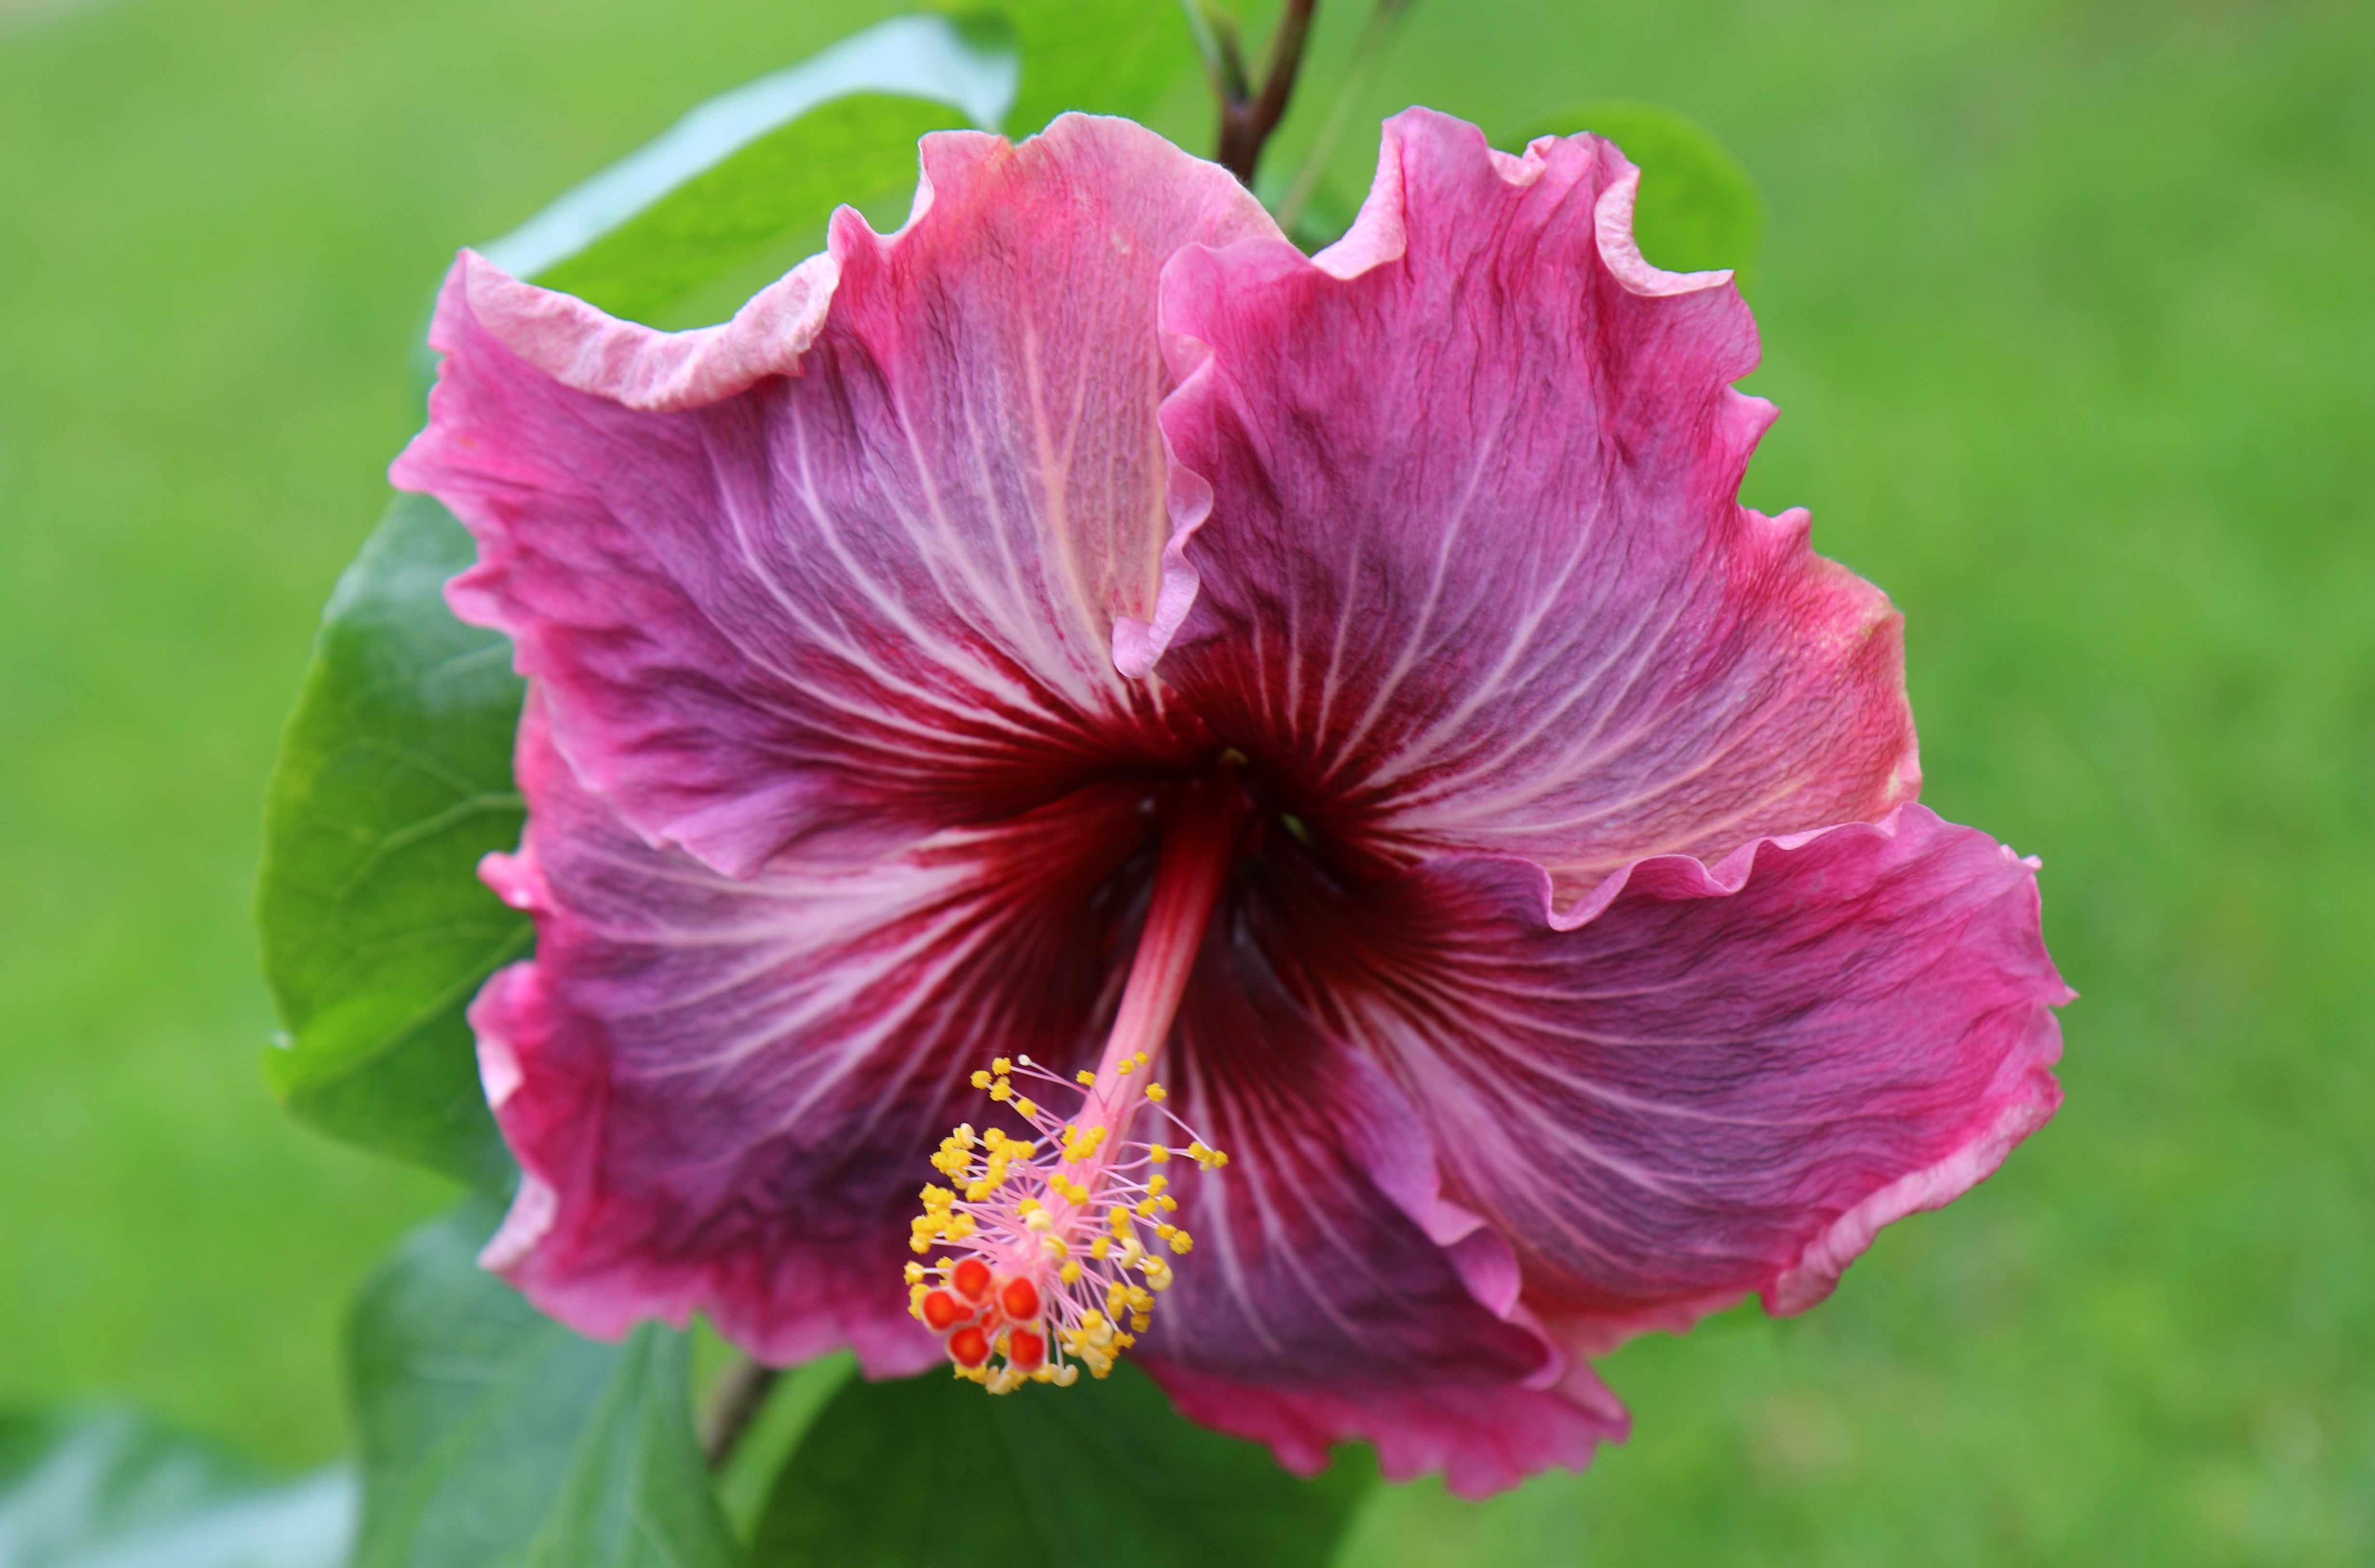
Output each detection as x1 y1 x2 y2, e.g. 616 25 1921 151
1215 0 1319 186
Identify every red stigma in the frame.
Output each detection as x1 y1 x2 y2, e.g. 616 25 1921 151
951 1257 993 1302
947 1324 990 1368
998 1276 1041 1322
1006 1327 1046 1370
920 1289 968 1332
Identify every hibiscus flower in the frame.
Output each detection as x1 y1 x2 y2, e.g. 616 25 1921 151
391 107 2068 1499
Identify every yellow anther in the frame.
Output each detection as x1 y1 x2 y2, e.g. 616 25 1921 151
970 1069 992 1089
904 1261 925 1285
1044 1236 1068 1257
1089 1236 1112 1260
1025 1210 1053 1233
1060 1261 1082 1284
1148 1145 1170 1164
1109 1206 1134 1235
992 1058 1012 1075
1133 1052 1149 1068
989 1081 1012 1102
1116 1057 1135 1074
1076 1070 1096 1086
1017 1197 1040 1213
1158 1194 1178 1212
1156 1223 1177 1241
908 1283 928 1318
1145 1083 1167 1102
1016 1098 1037 1117
910 1236 930 1254
1148 1174 1168 1196
1135 1199 1158 1218
1169 1231 1193 1253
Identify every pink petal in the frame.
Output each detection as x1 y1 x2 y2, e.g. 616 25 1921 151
471 697 1163 1373
393 116 1277 878
1148 1360 1624 1501
1288 805 2068 1354
1128 908 1625 1491
1151 108 1919 889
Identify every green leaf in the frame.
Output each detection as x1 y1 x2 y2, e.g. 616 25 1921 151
712 1356 855 1540
751 1362 1374 1567
965 0 1201 136
256 492 527 1191
349 1200 741 1568
0 1407 352 1568
483 14 1018 324
1512 101 1767 293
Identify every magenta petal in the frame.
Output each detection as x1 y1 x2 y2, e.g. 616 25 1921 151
471 698 1160 1371
1323 806 2067 1352
1127 912 1624 1490
1153 108 1919 885
393 116 1276 876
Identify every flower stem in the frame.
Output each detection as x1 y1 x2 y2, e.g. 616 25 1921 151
1210 0 1321 186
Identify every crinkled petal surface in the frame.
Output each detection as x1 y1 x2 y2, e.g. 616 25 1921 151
394 115 1276 877
1150 109 1919 888
1139 941 1627 1497
1224 806 2068 1359
474 698 1157 1372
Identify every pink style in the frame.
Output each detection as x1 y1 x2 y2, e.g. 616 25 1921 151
392 107 2069 1500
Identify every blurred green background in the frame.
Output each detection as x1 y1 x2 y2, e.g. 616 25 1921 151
1 0 2368 1561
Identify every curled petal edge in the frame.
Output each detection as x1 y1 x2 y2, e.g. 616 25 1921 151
1146 1354 1628 1501
430 136 958 413
1307 109 1739 299
1477 803 2070 1337
443 245 840 413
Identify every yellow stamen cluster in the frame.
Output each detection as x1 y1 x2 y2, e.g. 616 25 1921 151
909 1182 977 1252
1061 1311 1131 1380
901 1053 1227 1393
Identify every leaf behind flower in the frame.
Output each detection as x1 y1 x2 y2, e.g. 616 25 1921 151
752 1361 1374 1567
487 14 1017 324
256 492 526 1191
348 1200 740 1568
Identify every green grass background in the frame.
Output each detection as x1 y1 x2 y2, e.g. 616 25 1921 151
1 0 2368 1561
